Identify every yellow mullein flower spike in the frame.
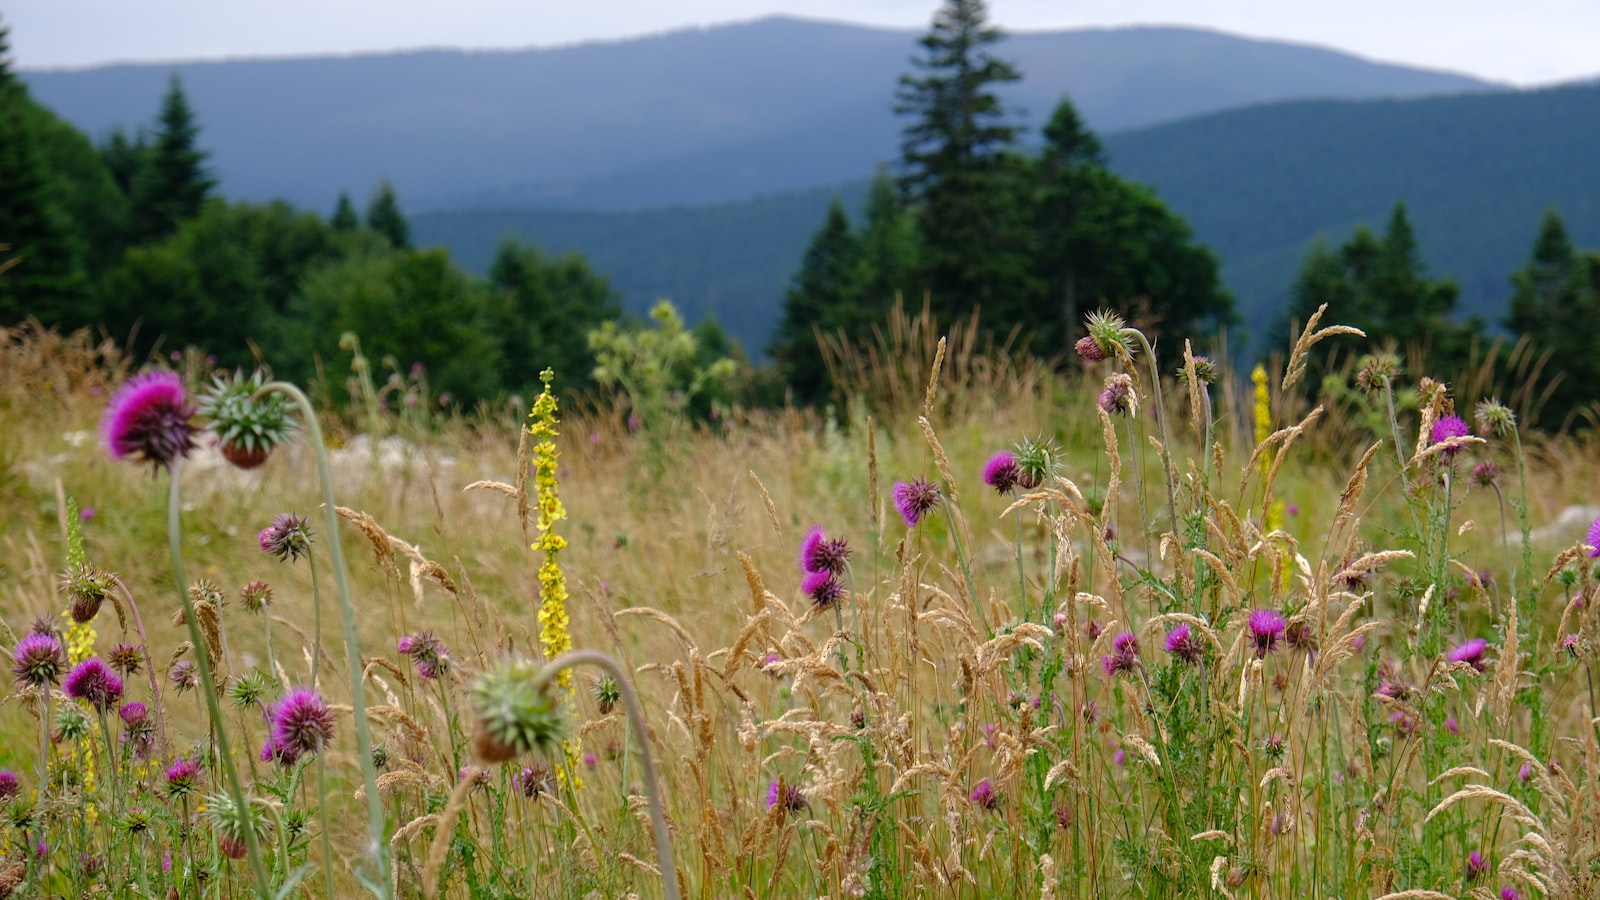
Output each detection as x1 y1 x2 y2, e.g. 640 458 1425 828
529 369 582 786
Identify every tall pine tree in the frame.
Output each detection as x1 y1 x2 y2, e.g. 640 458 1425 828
365 180 411 249
1505 208 1598 427
131 75 213 244
895 0 1030 325
330 192 360 231
771 198 863 403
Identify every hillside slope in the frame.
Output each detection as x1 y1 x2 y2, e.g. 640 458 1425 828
22 17 1493 210
414 82 1600 355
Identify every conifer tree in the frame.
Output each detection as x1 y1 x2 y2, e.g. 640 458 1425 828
364 180 410 249
0 16 88 323
771 198 862 403
1506 208 1597 427
895 0 1030 324
131 75 214 243
330 192 359 231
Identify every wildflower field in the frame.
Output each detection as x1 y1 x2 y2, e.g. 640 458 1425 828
2 307 1600 900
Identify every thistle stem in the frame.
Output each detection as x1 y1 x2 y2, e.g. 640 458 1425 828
1123 328 1178 539
536 649 679 900
168 460 273 898
260 380 390 895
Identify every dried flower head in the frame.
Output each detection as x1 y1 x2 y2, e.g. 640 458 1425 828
12 633 66 688
982 450 1022 494
258 513 313 562
469 658 565 763
1447 638 1489 673
107 642 142 676
101 370 198 473
197 369 296 470
892 477 941 527
270 689 335 761
63 657 123 711
1098 373 1138 417
1248 609 1287 658
169 660 198 693
1471 460 1501 487
239 580 273 614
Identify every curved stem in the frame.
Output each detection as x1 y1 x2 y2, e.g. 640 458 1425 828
168 460 273 898
1123 329 1178 538
260 380 390 895
536 649 679 900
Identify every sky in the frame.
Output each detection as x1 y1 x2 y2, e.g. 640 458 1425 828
9 0 1599 86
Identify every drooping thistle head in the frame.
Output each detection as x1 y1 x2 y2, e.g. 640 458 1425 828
100 369 199 474
1100 631 1140 677
197 369 296 470
469 658 566 763
239 580 273 614
1098 373 1138 417
798 525 851 577
800 569 845 610
60 564 116 625
169 660 199 693
107 642 142 676
1076 309 1132 363
591 675 621 715
513 763 554 800
398 631 451 680
981 450 1022 494
1011 435 1059 490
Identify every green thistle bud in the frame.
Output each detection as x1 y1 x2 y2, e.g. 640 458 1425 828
1080 309 1133 362
198 369 296 470
592 675 621 715
1012 435 1059 490
469 658 566 763
1474 398 1517 437
203 791 274 853
229 670 270 711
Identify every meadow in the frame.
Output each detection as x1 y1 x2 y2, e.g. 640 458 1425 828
1 305 1598 899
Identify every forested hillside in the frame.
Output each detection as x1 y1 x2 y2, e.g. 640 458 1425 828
22 17 1493 210
416 81 1600 355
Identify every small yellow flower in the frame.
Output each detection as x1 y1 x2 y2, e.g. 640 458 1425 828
529 369 581 785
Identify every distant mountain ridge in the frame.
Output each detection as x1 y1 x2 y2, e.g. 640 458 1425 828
412 81 1600 356
21 16 1496 211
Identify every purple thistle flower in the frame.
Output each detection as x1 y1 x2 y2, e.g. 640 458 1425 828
1074 335 1107 362
63 658 123 711
12 632 65 688
1098 374 1136 416
1101 631 1140 677
1431 415 1471 460
1248 609 1288 658
1472 460 1501 487
258 513 313 562
107 642 142 676
803 571 845 610
1445 716 1460 736
982 451 1022 494
270 689 335 760
892 477 941 527
100 370 198 473
119 701 148 727
1502 889 1519 900
1587 515 1600 559
1163 624 1204 664
398 630 450 681
970 778 998 811
1518 762 1532 784
1466 850 1486 882
164 757 202 798
798 525 824 575
514 764 552 799
798 525 850 576
1448 638 1490 673
765 779 809 816
260 734 301 768
0 770 18 801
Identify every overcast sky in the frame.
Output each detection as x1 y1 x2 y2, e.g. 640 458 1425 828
9 0 1598 86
